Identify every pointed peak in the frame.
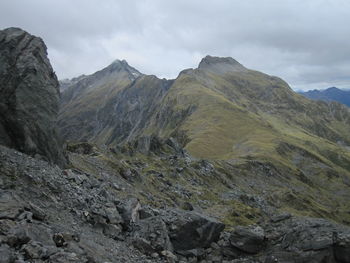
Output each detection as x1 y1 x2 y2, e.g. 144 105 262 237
103 59 142 78
108 59 131 70
198 55 247 74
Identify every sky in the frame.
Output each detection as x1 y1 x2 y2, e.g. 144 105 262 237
1 0 350 91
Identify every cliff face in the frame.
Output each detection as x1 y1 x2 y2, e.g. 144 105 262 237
0 28 65 166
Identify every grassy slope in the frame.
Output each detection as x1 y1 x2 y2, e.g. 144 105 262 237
60 59 350 227
138 67 350 225
150 68 350 166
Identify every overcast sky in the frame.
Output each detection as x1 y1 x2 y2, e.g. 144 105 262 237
1 0 350 91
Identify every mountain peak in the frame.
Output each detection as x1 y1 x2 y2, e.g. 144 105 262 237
107 59 136 72
198 55 247 74
325 86 339 92
98 59 142 80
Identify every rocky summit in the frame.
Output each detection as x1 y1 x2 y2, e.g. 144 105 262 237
0 28 65 167
1 27 350 263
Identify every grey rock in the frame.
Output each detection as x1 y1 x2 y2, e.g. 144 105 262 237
160 209 225 251
0 145 170 262
229 225 265 254
334 232 350 262
138 206 155 220
270 213 291 223
0 220 16 236
118 198 141 228
131 216 173 254
258 217 350 262
132 237 154 255
0 27 65 166
181 202 194 211
160 250 177 262
6 227 31 247
0 192 23 220
103 224 122 240
28 203 46 221
22 240 48 260
105 205 124 225
177 248 205 258
0 244 14 263
49 251 87 263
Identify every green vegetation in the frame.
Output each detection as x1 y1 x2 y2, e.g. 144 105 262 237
61 57 350 228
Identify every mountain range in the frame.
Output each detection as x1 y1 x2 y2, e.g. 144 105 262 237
1 27 350 262
299 87 350 107
58 52 350 226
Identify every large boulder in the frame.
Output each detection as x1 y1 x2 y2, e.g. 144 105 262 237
229 225 265 254
0 27 65 166
160 209 225 252
131 216 173 255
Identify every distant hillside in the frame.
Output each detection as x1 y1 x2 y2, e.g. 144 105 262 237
299 87 350 107
58 56 350 226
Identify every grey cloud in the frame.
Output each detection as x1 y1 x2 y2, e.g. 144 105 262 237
0 0 349 90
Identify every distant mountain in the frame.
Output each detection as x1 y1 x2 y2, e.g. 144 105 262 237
59 75 87 92
59 56 350 160
58 55 350 225
299 87 350 107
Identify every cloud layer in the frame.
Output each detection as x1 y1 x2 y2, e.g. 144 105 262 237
1 0 349 90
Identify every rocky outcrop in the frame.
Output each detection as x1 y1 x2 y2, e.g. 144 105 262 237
0 27 65 166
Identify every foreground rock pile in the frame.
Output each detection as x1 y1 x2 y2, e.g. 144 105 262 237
1 145 350 262
0 145 225 262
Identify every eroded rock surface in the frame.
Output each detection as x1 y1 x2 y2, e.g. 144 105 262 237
0 27 65 166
